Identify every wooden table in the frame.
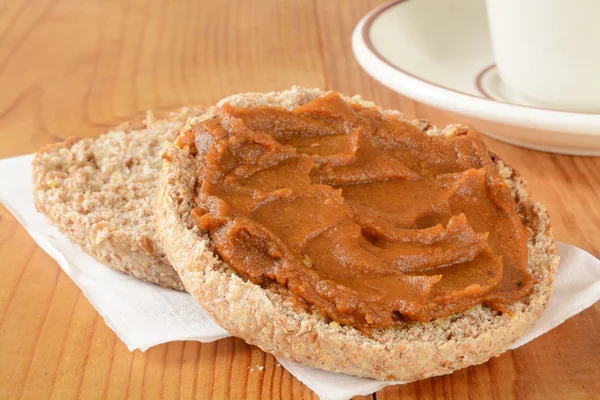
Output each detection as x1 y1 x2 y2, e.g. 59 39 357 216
1 0 599 398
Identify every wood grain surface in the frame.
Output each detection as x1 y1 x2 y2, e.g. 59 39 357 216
1 0 599 399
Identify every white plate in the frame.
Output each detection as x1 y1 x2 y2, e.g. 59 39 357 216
352 0 600 155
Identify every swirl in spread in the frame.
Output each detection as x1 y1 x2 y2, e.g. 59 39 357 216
178 93 533 330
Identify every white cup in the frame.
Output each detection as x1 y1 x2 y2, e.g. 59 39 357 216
485 0 600 112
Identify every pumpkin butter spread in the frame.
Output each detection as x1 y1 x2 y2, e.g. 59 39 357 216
176 93 534 331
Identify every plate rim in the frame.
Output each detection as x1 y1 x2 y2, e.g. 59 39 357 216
352 0 600 136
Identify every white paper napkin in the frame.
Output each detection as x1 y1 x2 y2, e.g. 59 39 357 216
1 154 599 400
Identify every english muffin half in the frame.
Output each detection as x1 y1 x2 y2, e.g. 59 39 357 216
156 87 558 380
33 107 203 290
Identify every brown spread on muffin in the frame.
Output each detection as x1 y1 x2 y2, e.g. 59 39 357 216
176 93 533 331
